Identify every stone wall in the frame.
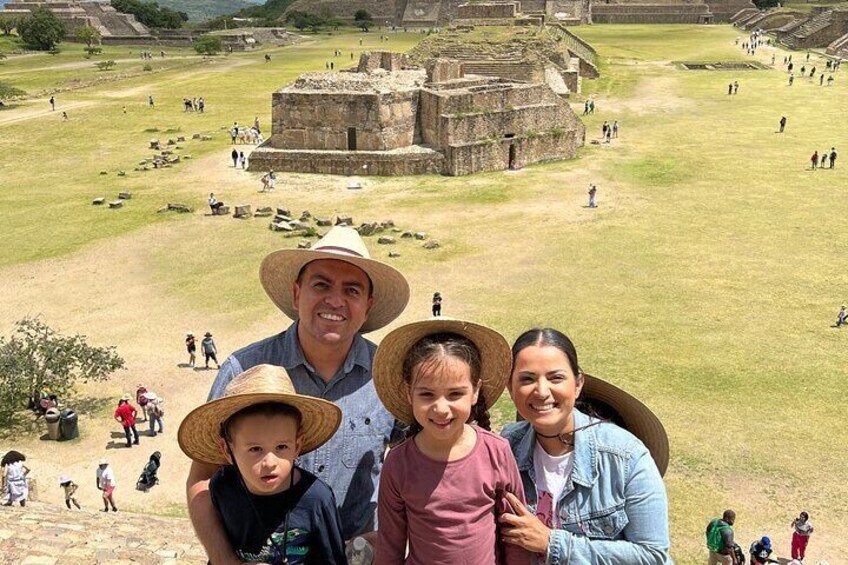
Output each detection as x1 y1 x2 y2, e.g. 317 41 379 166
456 1 519 19
461 61 544 82
426 58 464 82
283 0 401 23
781 9 848 49
357 51 408 73
271 90 420 151
591 4 712 24
248 146 445 175
446 129 579 175
703 0 755 23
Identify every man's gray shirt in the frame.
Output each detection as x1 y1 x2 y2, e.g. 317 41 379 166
208 322 401 539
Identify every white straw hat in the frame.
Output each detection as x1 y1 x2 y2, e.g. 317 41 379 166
178 364 342 465
373 318 512 425
260 226 410 333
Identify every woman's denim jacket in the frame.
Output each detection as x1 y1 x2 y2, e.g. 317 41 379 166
501 409 671 565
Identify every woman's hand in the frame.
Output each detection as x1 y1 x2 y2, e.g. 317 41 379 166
498 492 551 555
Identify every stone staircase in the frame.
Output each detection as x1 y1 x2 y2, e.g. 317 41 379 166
730 7 759 24
703 0 756 23
0 502 206 564
827 31 848 57
550 24 600 78
779 9 848 49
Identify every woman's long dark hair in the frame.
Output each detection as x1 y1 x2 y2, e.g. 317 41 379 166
403 332 491 438
511 328 580 376
1 450 26 467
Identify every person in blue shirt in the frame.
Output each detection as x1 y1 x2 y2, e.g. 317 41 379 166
186 226 410 565
749 536 774 564
499 328 671 564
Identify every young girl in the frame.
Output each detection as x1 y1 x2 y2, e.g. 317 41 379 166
373 318 530 565
59 475 81 509
790 511 813 561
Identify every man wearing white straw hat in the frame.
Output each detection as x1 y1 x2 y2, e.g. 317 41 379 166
187 226 410 565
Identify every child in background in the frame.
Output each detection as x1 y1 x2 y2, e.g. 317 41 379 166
372 318 530 565
432 292 442 317
178 364 346 564
791 511 814 562
59 475 81 509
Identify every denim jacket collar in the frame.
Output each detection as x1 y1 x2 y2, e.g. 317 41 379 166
281 321 372 376
513 408 599 488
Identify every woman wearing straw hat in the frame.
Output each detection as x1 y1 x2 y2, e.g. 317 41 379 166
499 328 671 564
188 226 409 564
179 364 346 564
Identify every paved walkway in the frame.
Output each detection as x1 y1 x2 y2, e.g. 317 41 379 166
0 502 207 564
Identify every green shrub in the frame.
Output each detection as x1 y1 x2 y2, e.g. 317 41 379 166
95 59 116 71
194 35 222 56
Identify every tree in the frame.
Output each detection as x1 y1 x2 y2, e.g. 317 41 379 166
17 8 66 51
95 59 116 70
193 34 222 56
354 9 373 32
285 10 323 32
0 318 125 425
0 14 20 36
110 0 185 29
75 25 101 48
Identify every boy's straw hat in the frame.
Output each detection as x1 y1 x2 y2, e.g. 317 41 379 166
260 226 410 333
178 364 341 465
373 318 511 425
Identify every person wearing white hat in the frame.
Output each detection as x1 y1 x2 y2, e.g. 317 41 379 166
58 475 80 510
144 392 164 437
187 226 410 565
96 458 117 512
499 328 671 564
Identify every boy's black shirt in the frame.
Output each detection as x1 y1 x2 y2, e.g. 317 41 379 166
210 466 347 564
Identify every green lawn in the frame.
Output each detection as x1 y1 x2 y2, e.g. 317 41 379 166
1 24 846 563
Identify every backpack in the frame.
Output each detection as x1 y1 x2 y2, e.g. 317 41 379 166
707 519 731 552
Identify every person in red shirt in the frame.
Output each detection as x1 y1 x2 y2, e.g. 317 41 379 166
114 395 140 448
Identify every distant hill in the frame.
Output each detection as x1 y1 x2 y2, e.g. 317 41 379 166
153 0 265 22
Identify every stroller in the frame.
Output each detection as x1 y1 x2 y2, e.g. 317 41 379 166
136 452 161 492
136 385 149 422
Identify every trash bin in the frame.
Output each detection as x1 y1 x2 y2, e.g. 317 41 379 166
45 408 61 440
59 408 79 440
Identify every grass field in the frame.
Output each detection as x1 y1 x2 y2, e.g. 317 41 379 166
0 25 846 564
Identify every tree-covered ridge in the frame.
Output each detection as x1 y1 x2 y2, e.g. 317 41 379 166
151 0 261 23
110 0 188 28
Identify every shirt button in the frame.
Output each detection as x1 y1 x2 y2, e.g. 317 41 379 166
604 524 614 534
318 465 325 473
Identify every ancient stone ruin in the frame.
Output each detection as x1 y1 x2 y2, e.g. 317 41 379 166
733 8 848 57
1 0 151 39
248 51 585 177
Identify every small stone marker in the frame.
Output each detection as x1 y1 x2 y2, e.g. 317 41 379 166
388 251 401 258
316 217 332 227
118 192 132 200
423 240 440 249
108 200 123 209
300 210 312 219
254 206 273 217
348 181 363 190
414 232 427 240
200 135 213 141
234 204 252 219
277 208 292 217
401 231 413 239
92 197 105 205
167 203 192 213
271 221 294 232
378 236 396 245
335 215 353 226
381 219 395 228
100 170 108 175
184 155 192 160
357 223 378 236
149 139 160 149
213 205 230 216
117 171 126 177
298 240 312 249
192 133 201 139
139 160 148 166
167 139 176 146
274 214 293 223
176 136 186 142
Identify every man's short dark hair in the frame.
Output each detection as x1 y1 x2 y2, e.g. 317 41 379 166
295 260 374 298
722 509 736 524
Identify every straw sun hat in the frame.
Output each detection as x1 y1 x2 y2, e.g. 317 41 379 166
178 364 342 466
260 226 410 333
373 318 512 425
577 374 670 477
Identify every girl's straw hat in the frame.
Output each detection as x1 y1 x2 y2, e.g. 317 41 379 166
260 226 410 333
178 364 342 465
373 318 511 425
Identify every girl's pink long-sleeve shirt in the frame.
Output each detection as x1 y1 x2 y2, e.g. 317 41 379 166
375 426 531 565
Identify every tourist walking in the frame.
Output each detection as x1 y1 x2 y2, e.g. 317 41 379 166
589 100 595 114
733 81 739 94
829 147 837 168
61 111 68 121
239 151 246 169
231 148 238 168
186 332 196 367
811 151 819 169
201 332 219 369
59 476 81 509
114 395 140 447
789 73 794 86
500 328 671 563
268 170 277 190
144 392 164 436
96 458 117 512
821 151 829 168
432 291 442 316
836 305 847 327
791 511 813 561
779 116 786 133
728 83 733 95
49 96 55 111
612 120 619 138
588 184 597 208
148 95 154 108
1 451 30 507
706 510 737 564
